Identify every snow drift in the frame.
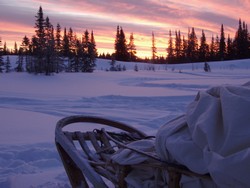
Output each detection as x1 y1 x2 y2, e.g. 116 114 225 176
0 57 250 187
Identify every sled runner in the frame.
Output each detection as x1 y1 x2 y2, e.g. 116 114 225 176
55 115 210 188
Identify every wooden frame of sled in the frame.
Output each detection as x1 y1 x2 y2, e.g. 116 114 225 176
55 115 210 188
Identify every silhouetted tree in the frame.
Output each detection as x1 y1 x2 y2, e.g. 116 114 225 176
226 35 234 60
68 27 75 57
21 35 30 54
215 35 220 60
34 6 46 73
119 27 129 61
209 35 216 61
21 35 32 72
16 48 24 72
174 30 182 63
82 30 96 72
14 42 18 55
199 30 209 62
55 23 61 53
114 26 129 61
219 24 226 60
5 56 11 73
114 26 120 58
90 30 98 59
87 30 97 69
181 35 188 63
3 42 8 55
151 32 157 63
62 28 69 57
0 37 4 72
54 23 63 73
234 19 249 59
167 30 174 64
44 16 55 75
73 38 83 72
128 32 137 61
187 27 198 62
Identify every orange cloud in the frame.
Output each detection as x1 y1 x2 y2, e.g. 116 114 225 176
0 21 33 48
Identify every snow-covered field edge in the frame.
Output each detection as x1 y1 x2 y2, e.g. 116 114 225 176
0 57 250 187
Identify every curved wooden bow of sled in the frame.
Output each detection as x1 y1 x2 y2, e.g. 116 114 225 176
55 115 210 188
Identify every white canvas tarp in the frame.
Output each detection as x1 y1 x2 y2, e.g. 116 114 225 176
112 82 250 187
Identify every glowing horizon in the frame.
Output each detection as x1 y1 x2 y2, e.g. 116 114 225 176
1 0 250 58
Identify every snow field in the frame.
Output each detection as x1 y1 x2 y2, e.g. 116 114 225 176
0 57 249 187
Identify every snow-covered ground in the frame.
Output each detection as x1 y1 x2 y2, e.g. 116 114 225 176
0 57 250 187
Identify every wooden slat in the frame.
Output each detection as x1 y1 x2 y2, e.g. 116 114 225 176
88 132 102 152
99 131 115 153
75 131 100 162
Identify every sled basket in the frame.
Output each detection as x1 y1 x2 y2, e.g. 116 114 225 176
55 115 210 188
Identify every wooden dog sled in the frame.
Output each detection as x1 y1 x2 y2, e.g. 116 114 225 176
55 115 210 188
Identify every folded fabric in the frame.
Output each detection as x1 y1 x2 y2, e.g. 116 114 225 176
111 139 155 165
111 82 250 187
156 82 250 187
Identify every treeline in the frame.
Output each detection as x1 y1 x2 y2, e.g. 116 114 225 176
166 19 250 64
0 6 97 74
0 6 250 72
97 19 250 64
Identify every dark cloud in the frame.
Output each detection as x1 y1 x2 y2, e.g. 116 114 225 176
0 4 34 27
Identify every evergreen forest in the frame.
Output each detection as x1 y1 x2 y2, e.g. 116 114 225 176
0 6 250 75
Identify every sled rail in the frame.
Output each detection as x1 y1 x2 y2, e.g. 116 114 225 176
55 115 210 188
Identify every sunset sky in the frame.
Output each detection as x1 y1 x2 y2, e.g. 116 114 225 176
1 0 250 58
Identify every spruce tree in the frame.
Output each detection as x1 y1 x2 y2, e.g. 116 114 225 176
68 27 74 56
30 36 38 72
55 23 61 52
0 37 4 73
90 30 98 59
226 35 234 60
62 28 69 57
21 36 30 54
128 33 137 61
219 24 226 60
81 30 96 72
114 26 129 61
14 42 18 55
114 25 120 59
44 16 55 75
209 35 216 61
152 32 157 63
233 19 245 59
215 35 220 60
199 30 209 62
34 6 46 73
21 36 32 72
187 27 198 62
5 56 11 73
181 35 188 63
67 27 76 71
55 23 63 73
16 48 24 72
119 27 129 61
167 30 174 64
74 38 83 72
3 42 7 55
89 30 97 67
242 21 249 58
174 30 182 63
